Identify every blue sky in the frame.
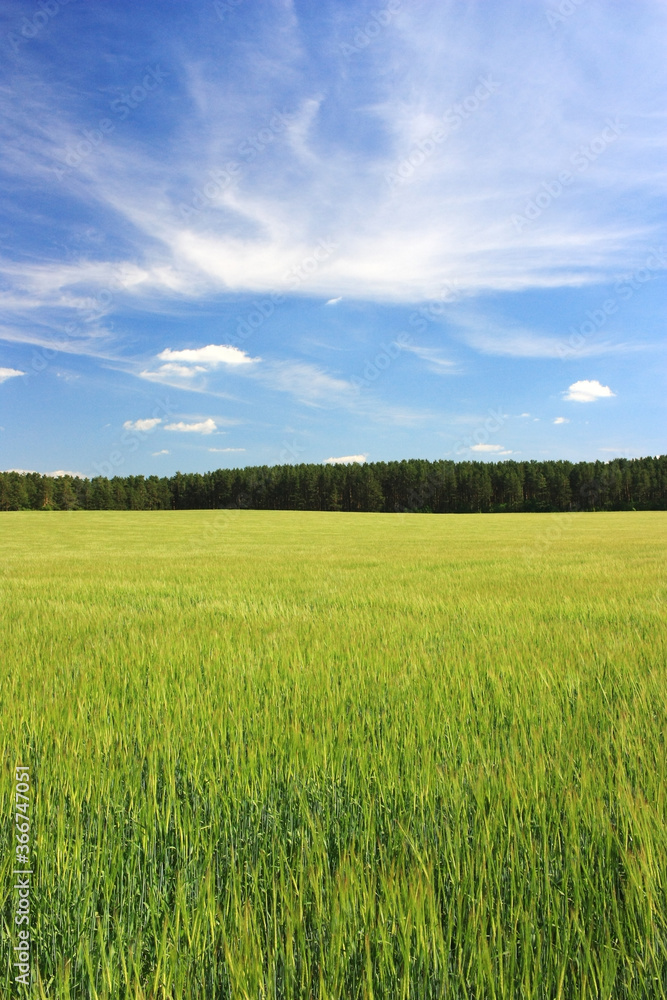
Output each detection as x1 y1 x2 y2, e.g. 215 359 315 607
0 0 665 477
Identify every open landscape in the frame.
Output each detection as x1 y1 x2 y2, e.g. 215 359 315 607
2 0 666 995
2 510 666 997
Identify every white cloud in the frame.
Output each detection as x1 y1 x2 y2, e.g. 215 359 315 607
553 417 570 424
401 344 460 374
154 363 207 378
164 418 217 434
453 315 636 360
158 345 259 366
324 454 367 465
152 449 170 456
0 3 664 329
2 467 85 476
470 443 510 453
563 379 616 402
208 447 245 453
139 345 259 384
0 367 25 383
0 1 662 474
520 412 531 418
248 359 425 425
123 418 162 432
257 361 355 407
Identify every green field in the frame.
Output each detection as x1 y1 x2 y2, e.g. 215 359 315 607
1 511 666 998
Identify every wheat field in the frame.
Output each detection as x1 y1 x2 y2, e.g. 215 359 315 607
1 511 666 998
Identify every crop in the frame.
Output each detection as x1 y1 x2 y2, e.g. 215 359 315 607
1 510 666 998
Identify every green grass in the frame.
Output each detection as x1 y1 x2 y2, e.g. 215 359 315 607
1 510 666 998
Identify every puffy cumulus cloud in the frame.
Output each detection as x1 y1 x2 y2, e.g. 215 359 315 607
164 418 217 434
140 345 260 383
563 379 616 402
157 345 259 367
553 416 570 424
324 454 367 465
0 367 25 383
325 297 342 306
152 449 170 456
123 417 162 432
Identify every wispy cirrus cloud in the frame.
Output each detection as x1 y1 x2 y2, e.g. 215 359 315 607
253 360 428 426
255 360 354 408
1 0 664 332
452 314 640 359
400 343 461 373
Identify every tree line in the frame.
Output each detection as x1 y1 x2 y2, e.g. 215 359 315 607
1 455 666 513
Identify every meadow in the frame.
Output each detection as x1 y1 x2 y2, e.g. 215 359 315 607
1 510 666 999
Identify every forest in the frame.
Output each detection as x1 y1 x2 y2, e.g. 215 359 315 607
1 455 666 513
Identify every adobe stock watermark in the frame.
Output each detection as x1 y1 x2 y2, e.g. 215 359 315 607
194 457 281 551
178 108 296 222
350 334 413 391
223 236 339 349
213 0 244 20
7 0 78 55
339 0 401 56
510 118 626 233
386 77 500 189
546 0 587 30
279 437 307 465
13 765 32 988
92 398 176 479
53 66 168 181
393 407 508 518
407 282 461 332
350 281 461 393
26 270 130 378
558 245 667 359
454 408 507 457
519 479 604 563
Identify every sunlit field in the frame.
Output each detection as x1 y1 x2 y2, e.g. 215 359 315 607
1 511 666 998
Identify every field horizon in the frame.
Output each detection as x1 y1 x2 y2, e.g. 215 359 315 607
2 453 666 514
